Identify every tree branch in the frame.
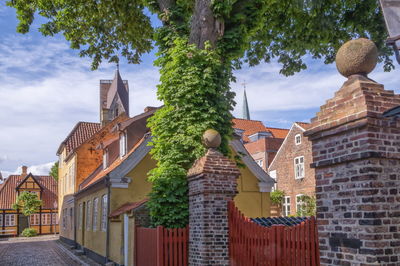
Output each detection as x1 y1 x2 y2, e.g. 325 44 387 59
157 0 175 12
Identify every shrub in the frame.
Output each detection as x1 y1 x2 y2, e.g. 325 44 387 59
270 190 285 206
21 227 38 237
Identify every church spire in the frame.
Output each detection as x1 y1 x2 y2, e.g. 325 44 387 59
242 81 250 120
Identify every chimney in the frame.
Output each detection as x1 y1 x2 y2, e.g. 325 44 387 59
21 165 28 177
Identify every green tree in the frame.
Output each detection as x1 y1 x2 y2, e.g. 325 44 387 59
296 195 316 217
49 161 58 181
8 0 393 227
12 191 42 227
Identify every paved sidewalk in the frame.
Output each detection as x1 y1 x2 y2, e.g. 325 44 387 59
0 235 95 266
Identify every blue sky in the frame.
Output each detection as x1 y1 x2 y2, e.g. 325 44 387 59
0 3 399 176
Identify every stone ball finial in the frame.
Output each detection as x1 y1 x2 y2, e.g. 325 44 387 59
203 129 221 148
336 38 378 78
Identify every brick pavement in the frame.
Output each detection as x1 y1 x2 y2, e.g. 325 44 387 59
0 235 91 266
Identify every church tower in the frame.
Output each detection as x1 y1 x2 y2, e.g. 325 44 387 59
242 89 250 120
99 68 129 126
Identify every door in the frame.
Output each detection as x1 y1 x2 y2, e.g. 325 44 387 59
18 214 29 234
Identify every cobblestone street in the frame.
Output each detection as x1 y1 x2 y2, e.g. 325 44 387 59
0 235 90 266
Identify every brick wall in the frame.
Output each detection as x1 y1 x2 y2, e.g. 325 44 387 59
269 123 315 216
187 148 240 265
305 75 400 265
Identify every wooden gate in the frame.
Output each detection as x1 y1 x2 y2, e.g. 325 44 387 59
228 201 320 266
135 225 188 266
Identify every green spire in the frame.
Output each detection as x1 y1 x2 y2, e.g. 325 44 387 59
242 89 250 120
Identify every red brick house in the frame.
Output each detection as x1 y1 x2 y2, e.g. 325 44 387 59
232 118 289 172
268 122 315 216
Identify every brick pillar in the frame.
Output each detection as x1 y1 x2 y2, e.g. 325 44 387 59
187 147 240 265
305 39 400 265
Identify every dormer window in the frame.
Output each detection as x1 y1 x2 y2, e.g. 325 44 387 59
103 149 108 169
295 134 301 145
119 132 127 158
248 131 272 142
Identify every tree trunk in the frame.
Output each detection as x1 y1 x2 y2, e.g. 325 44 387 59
189 0 223 49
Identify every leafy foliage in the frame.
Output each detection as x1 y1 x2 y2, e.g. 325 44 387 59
296 195 316 217
147 38 235 227
8 0 393 227
270 190 285 206
49 161 58 181
13 191 42 217
21 227 38 237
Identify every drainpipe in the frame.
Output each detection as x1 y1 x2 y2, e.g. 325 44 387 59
105 175 111 263
74 198 77 248
124 213 129 266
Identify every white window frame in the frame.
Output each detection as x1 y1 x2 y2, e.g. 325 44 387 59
101 194 108 232
255 159 263 168
30 214 40 225
296 194 305 216
93 198 99 231
78 203 83 230
86 200 91 231
269 170 277 192
119 132 127 158
42 213 51 225
103 150 108 169
295 134 302 145
294 156 305 179
5 214 15 226
283 196 291 216
52 213 58 225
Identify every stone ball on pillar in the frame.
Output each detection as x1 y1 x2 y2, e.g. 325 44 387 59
335 38 378 78
202 129 221 148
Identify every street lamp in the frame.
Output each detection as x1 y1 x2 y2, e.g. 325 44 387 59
380 0 400 64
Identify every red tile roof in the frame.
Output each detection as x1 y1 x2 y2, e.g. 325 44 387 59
244 137 284 154
109 199 148 218
0 174 57 209
232 118 289 142
80 135 148 190
264 127 290 139
57 122 101 155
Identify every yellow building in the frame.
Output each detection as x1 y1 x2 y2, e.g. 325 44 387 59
0 166 59 236
73 109 275 265
57 69 130 245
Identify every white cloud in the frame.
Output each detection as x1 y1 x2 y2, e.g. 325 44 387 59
1 161 55 181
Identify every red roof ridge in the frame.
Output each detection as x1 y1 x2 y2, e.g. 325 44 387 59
233 117 262 122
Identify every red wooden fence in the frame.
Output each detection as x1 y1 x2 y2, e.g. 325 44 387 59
135 225 188 266
228 201 320 266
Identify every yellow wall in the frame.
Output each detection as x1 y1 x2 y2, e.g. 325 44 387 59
75 187 108 257
233 154 271 218
58 150 77 240
108 153 157 264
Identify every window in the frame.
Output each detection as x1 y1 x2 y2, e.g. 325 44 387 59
101 194 108 232
5 214 15 226
93 198 99 231
69 208 73 229
63 209 67 229
78 203 83 229
30 214 40 225
283 196 291 216
0 215 2 226
294 156 305 179
52 213 58 225
64 173 67 194
256 159 263 168
295 134 301 145
269 170 277 192
86 200 91 231
42 213 51 225
103 150 108 169
119 132 127 157
296 195 305 216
